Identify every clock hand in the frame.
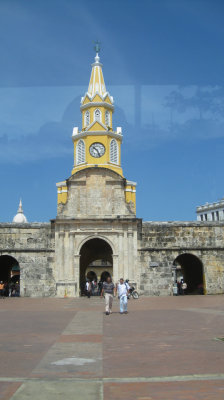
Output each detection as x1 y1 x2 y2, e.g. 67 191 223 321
93 146 100 156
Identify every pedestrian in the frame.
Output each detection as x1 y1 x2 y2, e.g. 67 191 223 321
177 280 182 295
3 282 9 297
181 281 187 295
0 281 4 298
85 279 91 298
117 278 130 314
98 280 103 296
15 282 20 297
101 276 115 315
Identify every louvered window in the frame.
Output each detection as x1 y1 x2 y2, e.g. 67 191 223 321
105 110 110 126
94 109 101 122
76 140 85 165
85 111 90 126
110 139 118 164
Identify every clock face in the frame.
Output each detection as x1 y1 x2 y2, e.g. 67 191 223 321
89 142 105 158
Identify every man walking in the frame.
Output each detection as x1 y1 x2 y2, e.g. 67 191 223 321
101 276 115 315
117 278 130 314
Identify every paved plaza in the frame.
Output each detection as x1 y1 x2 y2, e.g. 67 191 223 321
0 295 224 399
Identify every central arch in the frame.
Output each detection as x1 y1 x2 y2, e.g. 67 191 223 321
79 238 113 296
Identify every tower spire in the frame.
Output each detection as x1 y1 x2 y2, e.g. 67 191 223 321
86 41 107 98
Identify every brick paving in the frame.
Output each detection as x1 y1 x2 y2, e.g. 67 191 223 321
0 296 224 399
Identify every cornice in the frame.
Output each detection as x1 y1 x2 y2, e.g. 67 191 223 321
72 131 123 142
80 102 114 111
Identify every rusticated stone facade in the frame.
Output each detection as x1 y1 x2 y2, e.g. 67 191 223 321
57 168 135 218
0 219 223 297
139 221 224 296
0 223 55 297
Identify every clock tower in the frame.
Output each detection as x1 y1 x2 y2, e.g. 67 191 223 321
54 46 139 297
57 46 137 214
71 48 123 178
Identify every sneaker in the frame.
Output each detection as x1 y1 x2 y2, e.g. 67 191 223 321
106 312 109 315
120 312 123 314
124 311 128 314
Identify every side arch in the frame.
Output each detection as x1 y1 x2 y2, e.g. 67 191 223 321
0 254 20 296
173 252 205 295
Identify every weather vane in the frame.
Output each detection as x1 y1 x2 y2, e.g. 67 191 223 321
94 40 101 54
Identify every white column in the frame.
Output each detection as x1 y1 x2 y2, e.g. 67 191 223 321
113 254 119 285
118 232 124 278
123 230 129 280
69 232 75 280
128 231 134 281
74 254 80 296
58 232 65 281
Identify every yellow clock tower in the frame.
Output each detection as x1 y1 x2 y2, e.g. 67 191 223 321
71 48 123 176
56 46 136 214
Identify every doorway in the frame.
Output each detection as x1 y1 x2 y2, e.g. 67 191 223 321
0 255 20 296
174 253 204 294
79 238 113 296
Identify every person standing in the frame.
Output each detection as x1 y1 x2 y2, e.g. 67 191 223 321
182 281 187 295
101 276 115 315
0 281 4 298
117 278 130 314
85 279 91 299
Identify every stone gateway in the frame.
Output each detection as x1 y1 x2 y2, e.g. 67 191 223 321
1 50 224 297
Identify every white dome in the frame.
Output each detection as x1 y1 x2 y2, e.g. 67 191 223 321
13 213 28 223
12 199 28 224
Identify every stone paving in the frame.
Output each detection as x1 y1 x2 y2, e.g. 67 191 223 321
0 295 224 399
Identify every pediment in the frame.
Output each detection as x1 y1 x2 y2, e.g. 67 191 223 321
87 120 107 132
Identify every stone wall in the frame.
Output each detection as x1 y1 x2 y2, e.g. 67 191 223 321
0 223 56 297
139 221 224 295
57 168 135 218
0 219 223 297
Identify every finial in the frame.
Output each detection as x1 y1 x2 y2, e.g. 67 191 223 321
18 198 23 213
94 40 101 54
94 41 101 64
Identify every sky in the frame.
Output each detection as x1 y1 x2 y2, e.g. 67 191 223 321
0 0 224 222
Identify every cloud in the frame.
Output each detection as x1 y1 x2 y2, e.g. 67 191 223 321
1 85 224 164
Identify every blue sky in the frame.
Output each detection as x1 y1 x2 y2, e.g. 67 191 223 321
0 0 224 222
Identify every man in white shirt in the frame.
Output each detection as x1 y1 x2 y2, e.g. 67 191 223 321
117 278 130 314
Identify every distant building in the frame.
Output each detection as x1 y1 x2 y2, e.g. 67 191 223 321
12 199 28 224
196 199 224 221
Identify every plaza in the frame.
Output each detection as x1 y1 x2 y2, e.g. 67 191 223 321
0 295 224 399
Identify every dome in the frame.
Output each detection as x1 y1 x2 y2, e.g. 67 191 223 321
12 199 28 223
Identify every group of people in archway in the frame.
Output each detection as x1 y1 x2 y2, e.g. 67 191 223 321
82 270 111 297
0 280 20 298
85 279 103 298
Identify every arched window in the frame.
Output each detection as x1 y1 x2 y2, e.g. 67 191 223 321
105 110 110 126
85 110 90 126
76 139 85 165
94 109 101 122
110 139 119 164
